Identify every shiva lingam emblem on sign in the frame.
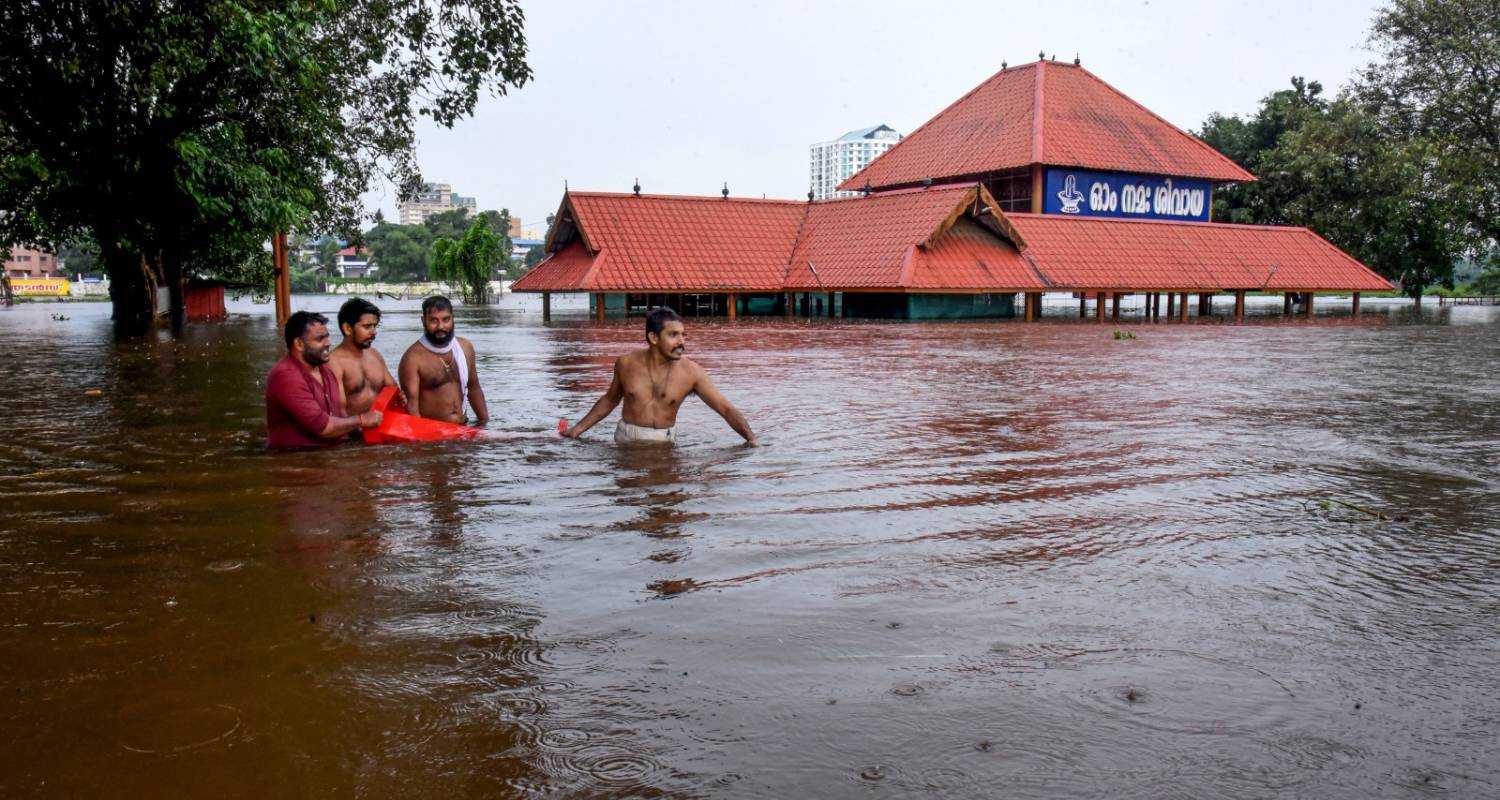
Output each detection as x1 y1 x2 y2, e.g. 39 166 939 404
1056 173 1086 214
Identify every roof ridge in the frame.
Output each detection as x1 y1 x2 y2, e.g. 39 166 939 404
839 62 1032 192
1031 60 1046 165
1066 64 1255 182
568 190 807 205
780 201 817 285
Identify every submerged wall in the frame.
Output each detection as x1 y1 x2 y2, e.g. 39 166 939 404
843 292 1017 320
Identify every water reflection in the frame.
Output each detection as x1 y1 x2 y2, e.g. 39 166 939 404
1 296 1498 797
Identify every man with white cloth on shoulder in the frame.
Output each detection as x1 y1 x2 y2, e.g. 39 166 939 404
398 295 489 426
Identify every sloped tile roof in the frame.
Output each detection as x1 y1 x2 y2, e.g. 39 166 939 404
510 238 596 292
907 217 1048 290
1006 213 1394 291
783 185 1044 290
840 60 1254 191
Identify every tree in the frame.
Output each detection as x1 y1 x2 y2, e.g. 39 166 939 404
1356 0 1499 244
523 244 548 270
1200 77 1474 298
364 222 432 282
431 218 503 304
0 2 532 333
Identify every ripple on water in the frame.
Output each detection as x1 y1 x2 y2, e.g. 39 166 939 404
561 744 666 790
116 703 242 754
1043 648 1297 737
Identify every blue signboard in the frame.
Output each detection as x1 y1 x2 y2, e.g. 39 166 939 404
1043 168 1211 222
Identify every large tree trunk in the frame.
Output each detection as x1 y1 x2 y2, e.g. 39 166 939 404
104 243 160 335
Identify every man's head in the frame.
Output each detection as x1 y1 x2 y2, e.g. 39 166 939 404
337 297 382 350
285 311 333 366
645 307 685 361
421 295 455 346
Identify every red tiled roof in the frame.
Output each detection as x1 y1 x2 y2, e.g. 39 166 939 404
510 239 596 292
840 60 1254 191
1006 213 1394 291
337 246 369 257
521 192 806 291
511 186 1390 294
784 185 1044 290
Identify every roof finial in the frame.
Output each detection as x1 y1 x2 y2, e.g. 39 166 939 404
1050 53 1056 61
1001 60 1007 69
862 181 872 197
564 179 569 192
722 181 729 199
922 176 933 188
807 188 814 202
633 178 640 196
1038 50 1045 61
1073 53 1080 66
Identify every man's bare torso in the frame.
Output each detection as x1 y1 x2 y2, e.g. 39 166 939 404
330 344 392 415
618 349 701 428
400 339 472 423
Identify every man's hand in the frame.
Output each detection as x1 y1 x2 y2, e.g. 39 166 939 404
357 410 383 428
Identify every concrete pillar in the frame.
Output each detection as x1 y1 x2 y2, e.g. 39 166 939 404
1079 294 1087 318
1024 292 1036 322
827 292 836 318
542 292 551 323
1095 292 1106 321
1153 293 1162 321
1234 290 1246 321
1302 291 1315 316
1198 293 1210 316
1167 292 1176 318
1178 293 1188 321
785 292 794 317
1111 292 1121 322
727 292 737 320
1351 292 1361 315
1284 292 1293 315
594 293 606 322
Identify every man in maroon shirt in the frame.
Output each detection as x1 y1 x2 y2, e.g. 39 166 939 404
266 311 383 449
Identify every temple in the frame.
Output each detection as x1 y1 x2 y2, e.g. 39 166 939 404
513 59 1392 321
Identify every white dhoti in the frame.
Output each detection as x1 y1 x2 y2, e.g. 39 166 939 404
614 420 676 444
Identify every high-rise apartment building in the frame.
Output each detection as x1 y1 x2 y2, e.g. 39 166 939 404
398 183 478 225
3 246 62 278
809 124 902 200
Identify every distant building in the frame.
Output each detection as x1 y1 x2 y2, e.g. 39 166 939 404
809 124 903 200
4 246 62 278
511 237 543 261
335 246 375 278
399 183 478 225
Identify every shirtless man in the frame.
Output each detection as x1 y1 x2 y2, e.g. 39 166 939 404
561 307 756 445
328 297 400 415
398 296 489 425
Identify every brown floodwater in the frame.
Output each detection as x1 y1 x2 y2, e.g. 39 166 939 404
2 294 1498 798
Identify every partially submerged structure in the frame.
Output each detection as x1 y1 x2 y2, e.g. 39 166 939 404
514 59 1392 320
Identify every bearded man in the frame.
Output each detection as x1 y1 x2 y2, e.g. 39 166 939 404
265 311 383 449
398 296 489 425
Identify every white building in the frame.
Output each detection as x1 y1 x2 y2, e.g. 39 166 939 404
335 246 375 278
809 124 903 200
398 183 478 225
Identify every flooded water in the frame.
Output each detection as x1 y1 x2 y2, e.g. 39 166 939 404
2 294 1498 797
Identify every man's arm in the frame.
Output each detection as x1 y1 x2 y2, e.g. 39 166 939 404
692 366 756 445
270 368 378 441
374 350 407 408
398 349 422 416
462 339 488 425
562 359 625 438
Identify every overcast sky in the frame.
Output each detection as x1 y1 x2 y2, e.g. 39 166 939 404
376 0 1388 235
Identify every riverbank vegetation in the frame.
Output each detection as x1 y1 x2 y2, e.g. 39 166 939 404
0 1 531 333
1199 0 1497 299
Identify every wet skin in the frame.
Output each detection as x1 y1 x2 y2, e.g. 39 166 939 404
328 313 400 415
397 307 488 425
562 319 755 444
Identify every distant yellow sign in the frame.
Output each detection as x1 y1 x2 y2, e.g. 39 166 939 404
11 277 71 296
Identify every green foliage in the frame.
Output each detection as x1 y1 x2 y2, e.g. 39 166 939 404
365 222 433 282
1200 77 1474 298
1357 0 1499 244
1475 269 1500 295
0 1 532 332
59 238 99 276
430 219 503 304
523 243 548 270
